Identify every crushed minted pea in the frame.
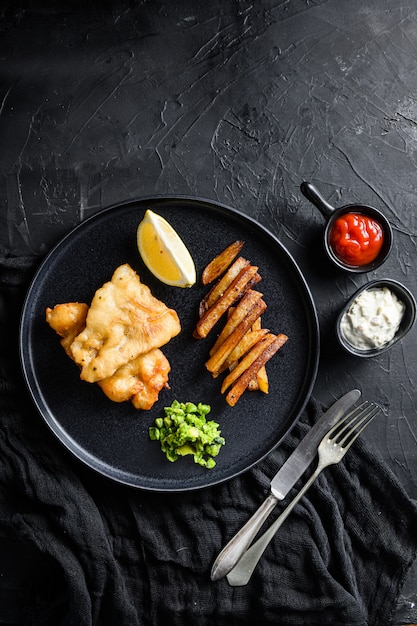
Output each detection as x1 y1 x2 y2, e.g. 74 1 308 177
148 400 225 469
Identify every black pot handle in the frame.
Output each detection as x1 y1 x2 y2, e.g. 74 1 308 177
300 182 336 219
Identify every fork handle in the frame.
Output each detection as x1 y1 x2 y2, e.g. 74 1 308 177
210 493 279 581
226 463 325 586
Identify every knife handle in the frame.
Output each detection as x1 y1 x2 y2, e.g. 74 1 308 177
210 493 278 581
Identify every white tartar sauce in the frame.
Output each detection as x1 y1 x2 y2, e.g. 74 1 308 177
340 286 405 350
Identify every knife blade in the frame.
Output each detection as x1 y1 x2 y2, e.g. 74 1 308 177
210 389 361 581
271 388 361 498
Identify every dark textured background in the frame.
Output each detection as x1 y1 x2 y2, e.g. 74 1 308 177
1 0 417 622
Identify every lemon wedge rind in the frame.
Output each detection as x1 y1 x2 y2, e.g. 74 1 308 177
137 209 196 288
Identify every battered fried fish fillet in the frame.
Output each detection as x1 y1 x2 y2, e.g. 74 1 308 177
97 349 170 410
46 300 172 411
45 302 88 357
70 264 181 383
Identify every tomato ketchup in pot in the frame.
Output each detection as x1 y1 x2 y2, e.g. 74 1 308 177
329 212 384 266
300 182 393 273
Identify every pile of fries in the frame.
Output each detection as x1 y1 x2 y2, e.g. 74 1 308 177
193 241 288 406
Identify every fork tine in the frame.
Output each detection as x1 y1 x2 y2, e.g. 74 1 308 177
326 401 370 437
328 401 381 450
338 403 380 450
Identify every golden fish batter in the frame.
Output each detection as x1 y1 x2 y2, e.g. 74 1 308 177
46 263 180 410
69 264 180 383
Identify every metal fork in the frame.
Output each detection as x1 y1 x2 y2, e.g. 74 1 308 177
226 401 381 587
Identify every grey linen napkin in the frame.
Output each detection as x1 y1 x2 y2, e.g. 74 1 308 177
1 252 417 626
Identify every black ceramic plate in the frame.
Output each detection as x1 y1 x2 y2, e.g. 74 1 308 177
20 197 319 492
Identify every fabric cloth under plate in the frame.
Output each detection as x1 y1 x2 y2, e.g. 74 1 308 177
1 250 417 626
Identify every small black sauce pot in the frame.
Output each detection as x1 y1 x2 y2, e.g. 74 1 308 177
300 181 393 273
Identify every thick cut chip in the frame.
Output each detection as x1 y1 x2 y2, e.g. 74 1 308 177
195 265 260 339
255 366 269 393
205 298 267 374
221 333 279 393
70 264 181 382
224 333 288 406
202 240 244 285
209 289 263 357
98 349 170 411
220 328 269 374
199 256 250 317
248 316 269 392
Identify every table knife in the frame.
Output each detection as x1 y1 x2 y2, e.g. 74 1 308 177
210 388 361 581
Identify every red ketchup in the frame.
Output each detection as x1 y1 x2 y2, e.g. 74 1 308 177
329 212 384 266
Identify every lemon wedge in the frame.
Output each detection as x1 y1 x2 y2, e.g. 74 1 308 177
137 209 196 288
